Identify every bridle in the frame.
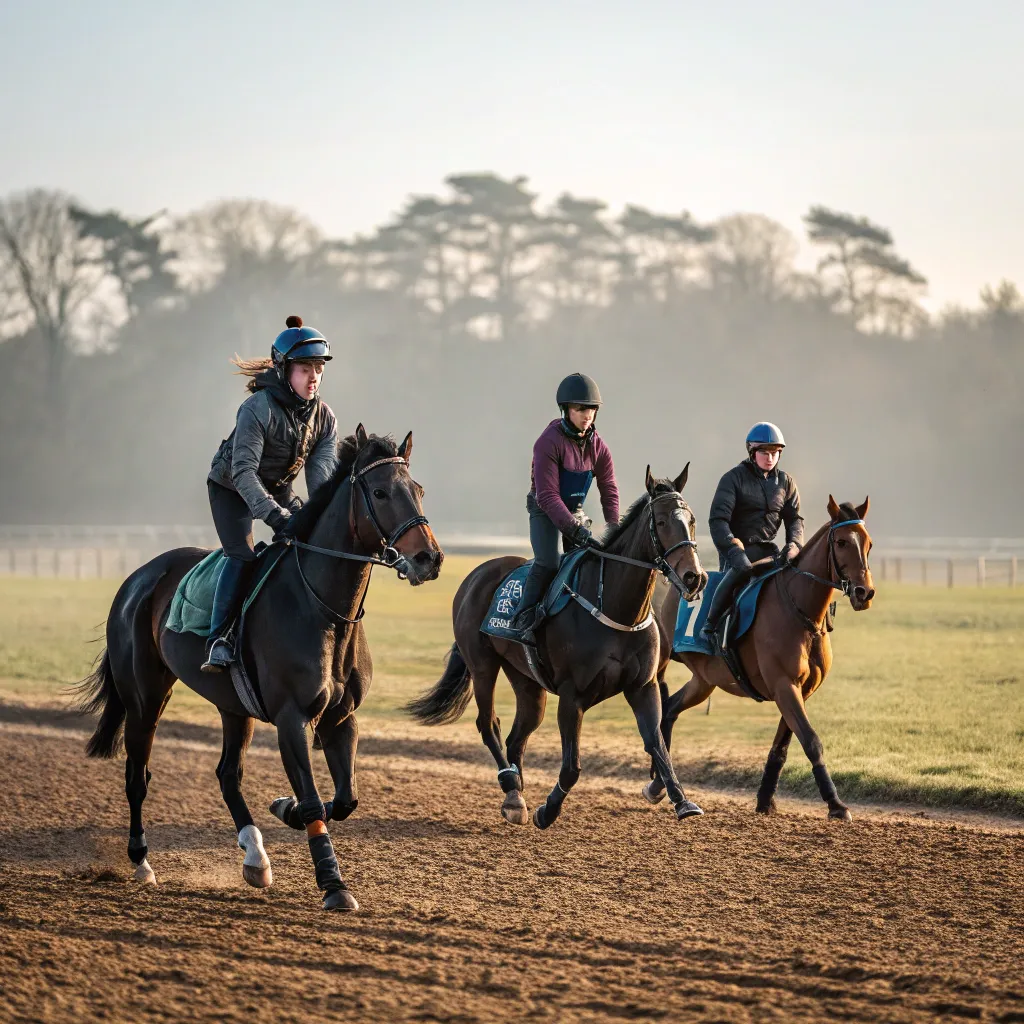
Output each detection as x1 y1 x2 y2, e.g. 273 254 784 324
561 492 703 632
778 518 866 634
283 454 432 624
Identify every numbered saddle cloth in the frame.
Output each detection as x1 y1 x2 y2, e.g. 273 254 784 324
479 548 589 640
673 567 783 656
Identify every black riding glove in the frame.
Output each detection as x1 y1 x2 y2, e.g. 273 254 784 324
728 546 753 573
266 508 293 541
287 495 304 515
571 523 599 549
783 542 801 563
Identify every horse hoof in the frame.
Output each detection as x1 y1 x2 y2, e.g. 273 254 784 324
675 800 704 820
755 798 778 815
133 859 156 884
829 806 853 822
642 781 666 805
532 805 552 830
501 792 529 826
269 797 303 830
242 864 273 888
323 888 359 912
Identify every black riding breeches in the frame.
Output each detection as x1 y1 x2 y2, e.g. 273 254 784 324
208 481 258 562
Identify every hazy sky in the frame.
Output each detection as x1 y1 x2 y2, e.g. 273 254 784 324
2 1 1021 309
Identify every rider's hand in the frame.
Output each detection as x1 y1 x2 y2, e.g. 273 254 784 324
266 508 293 541
571 523 596 549
287 495 304 515
783 542 801 563
729 546 753 573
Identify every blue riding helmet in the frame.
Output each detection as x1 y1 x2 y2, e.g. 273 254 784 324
745 421 786 452
271 315 331 369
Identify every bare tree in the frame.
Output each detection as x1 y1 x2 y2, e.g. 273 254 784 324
0 189 124 388
706 213 798 300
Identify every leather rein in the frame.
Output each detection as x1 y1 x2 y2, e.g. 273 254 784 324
562 493 700 633
283 455 430 625
776 518 865 636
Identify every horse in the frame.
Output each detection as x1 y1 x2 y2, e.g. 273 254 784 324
646 496 875 821
406 466 709 829
75 427 443 910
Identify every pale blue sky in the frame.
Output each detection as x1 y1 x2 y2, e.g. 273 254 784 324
2 1 1021 307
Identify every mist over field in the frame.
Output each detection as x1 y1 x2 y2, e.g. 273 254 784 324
0 180 1019 539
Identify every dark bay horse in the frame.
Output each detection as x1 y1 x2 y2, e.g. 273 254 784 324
647 497 874 820
407 467 708 828
76 428 442 910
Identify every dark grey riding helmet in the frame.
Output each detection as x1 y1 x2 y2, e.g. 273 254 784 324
556 373 603 409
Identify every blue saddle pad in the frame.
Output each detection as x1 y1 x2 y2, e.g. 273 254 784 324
480 548 588 640
673 567 783 655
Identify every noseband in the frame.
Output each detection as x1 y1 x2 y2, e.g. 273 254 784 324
284 453 433 624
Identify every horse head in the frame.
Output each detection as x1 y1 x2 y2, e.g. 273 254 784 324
645 463 707 602
826 495 874 611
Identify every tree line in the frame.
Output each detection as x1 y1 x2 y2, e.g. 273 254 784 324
0 173 1020 536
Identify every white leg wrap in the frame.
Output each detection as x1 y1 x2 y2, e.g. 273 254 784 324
133 858 156 884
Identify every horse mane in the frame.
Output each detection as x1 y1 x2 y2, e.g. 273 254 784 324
600 477 676 550
288 432 399 542
795 501 861 563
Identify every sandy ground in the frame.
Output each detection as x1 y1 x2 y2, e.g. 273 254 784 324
1 703 1022 1024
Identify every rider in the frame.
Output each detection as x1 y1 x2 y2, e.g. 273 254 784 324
700 422 804 642
201 315 338 672
510 372 620 642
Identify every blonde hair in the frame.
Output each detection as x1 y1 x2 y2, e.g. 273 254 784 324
232 355 274 393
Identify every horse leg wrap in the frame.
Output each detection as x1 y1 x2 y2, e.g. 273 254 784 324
497 765 522 794
330 799 358 822
299 796 327 826
127 832 148 865
307 833 344 893
758 753 787 805
811 763 839 805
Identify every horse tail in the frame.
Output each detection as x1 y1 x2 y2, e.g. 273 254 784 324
404 643 473 726
72 649 126 759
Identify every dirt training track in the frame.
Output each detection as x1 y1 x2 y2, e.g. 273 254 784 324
1 706 1021 1024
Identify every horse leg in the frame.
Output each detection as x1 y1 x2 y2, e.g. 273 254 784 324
123 714 158 884
532 693 583 830
271 702 358 910
217 711 271 888
628 680 703 819
755 717 793 815
468 661 523 821
773 682 851 821
644 673 715 804
318 713 359 823
500 670 547 825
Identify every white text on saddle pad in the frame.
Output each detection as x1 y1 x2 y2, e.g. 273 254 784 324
681 587 704 640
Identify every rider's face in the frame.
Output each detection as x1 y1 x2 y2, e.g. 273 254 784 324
289 359 325 400
567 404 597 432
753 446 781 472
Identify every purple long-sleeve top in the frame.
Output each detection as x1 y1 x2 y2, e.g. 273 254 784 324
529 418 620 535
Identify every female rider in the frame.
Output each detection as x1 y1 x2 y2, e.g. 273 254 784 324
700 421 804 641
511 373 620 642
202 315 338 671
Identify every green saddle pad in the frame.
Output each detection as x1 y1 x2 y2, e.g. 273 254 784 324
166 549 226 637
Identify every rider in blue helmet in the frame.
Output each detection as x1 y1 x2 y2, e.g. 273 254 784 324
202 315 339 671
700 421 804 643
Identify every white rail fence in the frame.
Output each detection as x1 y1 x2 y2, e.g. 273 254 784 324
0 526 1020 587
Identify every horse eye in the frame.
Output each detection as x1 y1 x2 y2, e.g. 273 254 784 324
373 488 388 500
836 538 847 547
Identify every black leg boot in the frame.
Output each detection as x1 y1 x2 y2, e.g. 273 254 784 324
201 557 254 672
700 567 744 646
511 563 558 644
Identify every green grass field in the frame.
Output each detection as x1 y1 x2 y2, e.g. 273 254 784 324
1 558 1021 815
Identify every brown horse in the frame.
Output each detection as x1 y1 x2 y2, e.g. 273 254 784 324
75 429 443 910
646 496 874 820
407 467 708 828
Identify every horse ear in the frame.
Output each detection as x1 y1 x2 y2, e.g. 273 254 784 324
355 423 368 446
398 431 413 463
645 465 654 493
857 495 870 519
672 462 690 493
827 494 841 520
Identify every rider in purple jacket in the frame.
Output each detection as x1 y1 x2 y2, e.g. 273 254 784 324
511 373 620 641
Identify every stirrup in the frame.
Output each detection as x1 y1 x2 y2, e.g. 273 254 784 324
201 634 236 673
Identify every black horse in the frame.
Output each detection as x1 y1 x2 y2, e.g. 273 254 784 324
407 467 708 829
76 428 443 910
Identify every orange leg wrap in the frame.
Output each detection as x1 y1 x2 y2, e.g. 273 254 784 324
305 820 328 837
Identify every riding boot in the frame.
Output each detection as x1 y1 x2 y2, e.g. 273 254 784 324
511 563 558 643
201 556 255 673
700 567 745 644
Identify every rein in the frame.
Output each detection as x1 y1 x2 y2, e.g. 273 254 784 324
284 454 431 625
565 493 700 632
778 518 865 635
